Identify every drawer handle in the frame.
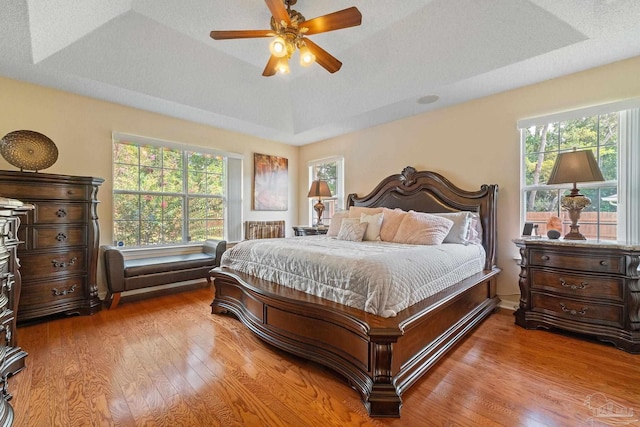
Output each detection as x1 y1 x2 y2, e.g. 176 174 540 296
541 255 550 261
600 260 608 266
52 284 77 297
56 232 68 242
559 279 588 290
51 257 77 268
560 303 588 316
56 208 67 218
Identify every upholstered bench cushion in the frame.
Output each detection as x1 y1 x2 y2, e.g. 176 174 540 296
124 253 216 277
104 239 227 309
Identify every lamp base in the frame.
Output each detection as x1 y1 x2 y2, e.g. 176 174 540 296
562 226 586 240
561 195 590 241
313 199 325 226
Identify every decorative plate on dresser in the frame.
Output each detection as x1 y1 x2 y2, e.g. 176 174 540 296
0 171 104 322
514 237 640 353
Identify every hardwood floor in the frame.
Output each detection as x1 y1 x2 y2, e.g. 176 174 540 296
10 284 640 426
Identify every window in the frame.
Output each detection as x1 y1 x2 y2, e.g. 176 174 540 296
308 157 344 225
112 133 243 246
519 99 640 242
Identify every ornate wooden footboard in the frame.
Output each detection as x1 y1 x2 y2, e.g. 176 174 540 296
211 167 500 417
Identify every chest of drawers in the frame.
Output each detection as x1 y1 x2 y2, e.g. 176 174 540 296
0 198 32 426
514 238 640 353
0 171 104 322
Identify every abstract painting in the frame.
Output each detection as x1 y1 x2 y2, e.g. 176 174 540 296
254 153 288 211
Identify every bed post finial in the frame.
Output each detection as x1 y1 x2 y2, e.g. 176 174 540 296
400 166 417 186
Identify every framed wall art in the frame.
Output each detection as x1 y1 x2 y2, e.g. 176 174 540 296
253 153 288 211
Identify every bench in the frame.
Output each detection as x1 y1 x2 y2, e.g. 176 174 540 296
104 239 226 309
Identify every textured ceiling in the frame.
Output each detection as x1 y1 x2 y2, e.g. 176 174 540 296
1 0 639 145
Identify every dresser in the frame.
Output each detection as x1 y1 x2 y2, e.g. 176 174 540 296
292 226 328 236
0 171 104 322
0 197 32 426
514 238 640 353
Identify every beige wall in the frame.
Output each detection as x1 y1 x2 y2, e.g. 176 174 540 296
0 76 298 294
299 55 640 308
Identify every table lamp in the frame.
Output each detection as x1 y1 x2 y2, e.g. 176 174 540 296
308 180 332 226
546 149 604 240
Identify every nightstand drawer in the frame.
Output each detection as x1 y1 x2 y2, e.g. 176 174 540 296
530 269 623 302
529 249 623 274
531 292 623 327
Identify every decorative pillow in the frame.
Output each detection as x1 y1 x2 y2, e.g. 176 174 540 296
348 206 384 218
379 208 407 242
433 211 473 244
360 212 383 241
327 211 350 237
337 219 368 242
392 211 454 245
467 213 483 245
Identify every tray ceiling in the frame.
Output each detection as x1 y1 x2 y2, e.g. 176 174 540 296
1 0 639 145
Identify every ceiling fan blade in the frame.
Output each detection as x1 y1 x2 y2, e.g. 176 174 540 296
265 0 291 25
210 30 272 40
300 7 362 35
303 39 342 73
262 55 279 77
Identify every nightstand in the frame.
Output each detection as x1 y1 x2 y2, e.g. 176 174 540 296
513 237 640 353
292 226 328 236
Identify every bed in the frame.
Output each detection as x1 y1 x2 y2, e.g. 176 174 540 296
210 166 500 417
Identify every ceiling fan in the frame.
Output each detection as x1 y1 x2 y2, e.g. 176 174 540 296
210 0 362 76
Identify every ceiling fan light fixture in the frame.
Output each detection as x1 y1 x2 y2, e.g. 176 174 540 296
299 45 315 66
269 36 287 57
276 57 290 74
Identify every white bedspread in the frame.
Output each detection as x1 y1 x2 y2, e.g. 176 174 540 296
220 236 486 318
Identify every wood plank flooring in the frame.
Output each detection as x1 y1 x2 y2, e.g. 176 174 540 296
10 284 640 426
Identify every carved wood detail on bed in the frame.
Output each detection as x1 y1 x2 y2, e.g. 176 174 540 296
210 167 500 417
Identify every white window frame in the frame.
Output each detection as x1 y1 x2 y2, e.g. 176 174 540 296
307 156 344 226
518 98 640 242
112 132 243 246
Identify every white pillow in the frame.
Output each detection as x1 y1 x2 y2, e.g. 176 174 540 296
360 212 383 241
433 212 473 244
467 213 483 245
337 219 368 242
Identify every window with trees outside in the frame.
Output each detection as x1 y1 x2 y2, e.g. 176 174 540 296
308 157 344 226
519 100 640 242
112 133 243 246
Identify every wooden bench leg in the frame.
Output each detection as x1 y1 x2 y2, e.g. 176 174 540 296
109 293 121 310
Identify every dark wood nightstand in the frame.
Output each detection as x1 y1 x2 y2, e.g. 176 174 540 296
292 226 328 236
513 237 640 353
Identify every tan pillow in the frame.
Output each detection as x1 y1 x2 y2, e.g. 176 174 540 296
360 212 383 241
337 219 368 242
327 211 350 237
392 211 454 245
348 206 384 218
379 208 407 242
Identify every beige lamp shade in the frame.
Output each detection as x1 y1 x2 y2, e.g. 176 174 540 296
308 180 332 198
547 149 604 188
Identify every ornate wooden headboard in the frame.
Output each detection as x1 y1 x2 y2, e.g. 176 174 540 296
347 166 498 270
